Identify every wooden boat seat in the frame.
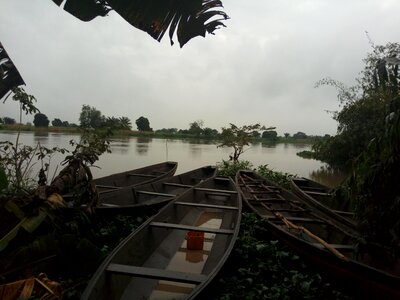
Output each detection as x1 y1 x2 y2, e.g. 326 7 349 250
149 222 235 235
95 184 121 189
174 201 239 210
106 264 207 284
135 190 176 197
194 187 238 194
126 173 158 177
305 191 330 196
248 198 301 204
163 182 193 188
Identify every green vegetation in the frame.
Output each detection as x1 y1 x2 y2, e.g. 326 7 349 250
209 213 347 300
135 116 152 132
217 123 273 162
310 42 400 251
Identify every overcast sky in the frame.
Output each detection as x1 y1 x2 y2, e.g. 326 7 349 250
1 0 399 135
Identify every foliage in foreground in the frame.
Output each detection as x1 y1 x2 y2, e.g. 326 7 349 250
216 160 294 189
208 213 347 300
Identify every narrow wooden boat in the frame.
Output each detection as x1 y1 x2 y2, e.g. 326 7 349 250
95 166 217 214
236 170 400 299
82 176 242 300
94 161 178 192
290 177 356 229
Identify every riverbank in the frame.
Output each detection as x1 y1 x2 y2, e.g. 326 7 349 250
0 125 318 145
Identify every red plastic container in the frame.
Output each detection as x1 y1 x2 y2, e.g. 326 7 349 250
186 231 204 250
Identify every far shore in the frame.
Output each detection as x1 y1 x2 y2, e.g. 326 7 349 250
0 124 318 144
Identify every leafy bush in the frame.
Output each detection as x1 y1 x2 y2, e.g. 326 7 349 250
216 160 253 178
256 164 294 189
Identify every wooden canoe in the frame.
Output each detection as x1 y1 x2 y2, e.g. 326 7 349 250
236 170 400 299
93 161 178 192
82 176 242 300
94 166 217 214
290 177 356 229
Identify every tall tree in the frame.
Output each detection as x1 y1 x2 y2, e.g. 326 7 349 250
52 118 63 127
188 120 204 137
135 116 152 132
217 123 273 162
33 113 49 127
119 117 132 130
51 0 228 47
79 105 103 128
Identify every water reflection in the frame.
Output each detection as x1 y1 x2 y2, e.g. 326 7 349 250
309 165 347 188
135 137 152 155
33 131 49 145
188 143 202 158
110 138 131 154
261 141 277 148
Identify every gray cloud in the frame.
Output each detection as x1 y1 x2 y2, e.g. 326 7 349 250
1 0 399 135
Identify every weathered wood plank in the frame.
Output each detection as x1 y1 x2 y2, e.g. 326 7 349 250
174 201 238 210
150 222 234 234
106 264 207 284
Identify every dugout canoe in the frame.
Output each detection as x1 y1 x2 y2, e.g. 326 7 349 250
290 177 356 229
94 166 217 214
82 176 242 300
236 170 400 299
94 161 178 192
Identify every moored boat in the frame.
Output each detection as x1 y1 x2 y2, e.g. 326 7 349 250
236 170 400 299
94 161 178 192
95 166 217 214
290 177 356 229
82 176 241 300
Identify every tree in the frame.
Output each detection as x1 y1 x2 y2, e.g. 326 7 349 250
217 123 273 163
51 0 228 48
118 117 132 130
33 113 49 127
136 116 152 131
52 118 63 127
2 117 16 125
188 120 204 137
293 131 307 139
262 130 278 141
203 127 219 138
284 133 290 138
79 105 103 128
313 42 400 168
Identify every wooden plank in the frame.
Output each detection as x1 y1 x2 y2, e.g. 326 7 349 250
265 216 326 224
163 182 193 188
332 210 355 217
311 243 356 251
126 173 158 178
269 208 310 213
250 191 279 194
150 222 234 235
95 184 120 189
174 201 238 210
106 264 206 284
136 190 176 197
194 187 237 194
305 191 330 196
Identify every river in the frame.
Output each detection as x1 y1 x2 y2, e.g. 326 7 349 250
0 131 344 187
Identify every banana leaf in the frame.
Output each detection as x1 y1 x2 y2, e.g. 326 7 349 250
51 0 228 47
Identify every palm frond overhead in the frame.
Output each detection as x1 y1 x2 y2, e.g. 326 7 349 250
52 0 228 47
0 42 25 100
